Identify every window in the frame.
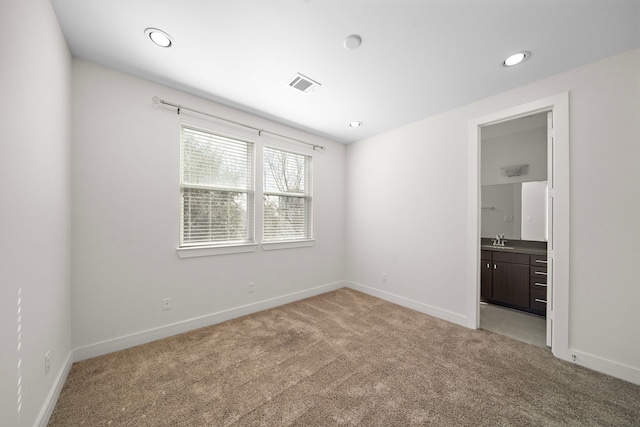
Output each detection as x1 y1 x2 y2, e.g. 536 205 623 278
263 147 312 242
180 125 254 247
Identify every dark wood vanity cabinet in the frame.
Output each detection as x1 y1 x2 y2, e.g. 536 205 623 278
529 254 548 315
491 252 529 309
482 249 547 316
481 250 493 300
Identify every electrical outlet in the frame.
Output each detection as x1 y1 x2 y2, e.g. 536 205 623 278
162 298 172 311
382 273 388 283
248 282 255 293
44 351 51 375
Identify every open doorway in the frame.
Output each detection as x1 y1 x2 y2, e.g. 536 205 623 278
467 93 570 362
479 112 549 348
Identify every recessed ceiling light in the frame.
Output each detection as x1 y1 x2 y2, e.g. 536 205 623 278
503 51 530 67
350 121 363 128
344 34 362 50
145 28 172 48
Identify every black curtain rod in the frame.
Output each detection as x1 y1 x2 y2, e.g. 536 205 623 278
152 96 325 151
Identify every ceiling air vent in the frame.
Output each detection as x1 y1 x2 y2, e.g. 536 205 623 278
288 73 321 94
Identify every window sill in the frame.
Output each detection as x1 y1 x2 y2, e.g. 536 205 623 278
261 239 315 251
176 243 258 258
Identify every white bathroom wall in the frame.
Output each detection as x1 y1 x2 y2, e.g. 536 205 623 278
480 119 546 241
345 48 640 383
71 60 346 357
0 0 72 425
481 126 547 186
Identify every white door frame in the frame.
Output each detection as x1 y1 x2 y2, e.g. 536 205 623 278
466 92 570 361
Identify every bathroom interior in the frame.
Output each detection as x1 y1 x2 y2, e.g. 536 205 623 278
479 111 549 348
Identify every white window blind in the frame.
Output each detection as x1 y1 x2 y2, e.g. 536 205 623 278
263 147 311 241
180 125 254 247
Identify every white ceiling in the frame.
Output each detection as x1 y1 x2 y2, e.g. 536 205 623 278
51 0 640 144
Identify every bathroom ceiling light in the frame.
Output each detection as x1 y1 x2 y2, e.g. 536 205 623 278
350 121 363 128
503 51 530 67
501 164 529 177
145 28 172 48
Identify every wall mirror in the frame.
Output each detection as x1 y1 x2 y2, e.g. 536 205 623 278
481 181 548 242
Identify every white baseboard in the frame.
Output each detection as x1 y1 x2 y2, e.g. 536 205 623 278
73 281 345 362
568 349 640 386
37 350 73 427
345 281 468 327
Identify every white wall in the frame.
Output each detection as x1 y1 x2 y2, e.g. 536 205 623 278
345 112 470 324
346 48 640 381
0 0 72 425
71 60 346 356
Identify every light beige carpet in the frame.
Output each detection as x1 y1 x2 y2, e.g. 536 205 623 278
49 288 640 426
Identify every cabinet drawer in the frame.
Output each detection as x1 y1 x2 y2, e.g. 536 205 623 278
530 254 548 266
530 287 547 312
530 266 548 278
492 251 529 265
530 277 548 288
481 250 492 261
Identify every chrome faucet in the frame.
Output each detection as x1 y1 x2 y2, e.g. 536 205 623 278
493 234 507 246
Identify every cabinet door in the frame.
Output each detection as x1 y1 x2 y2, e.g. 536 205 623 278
481 260 492 300
492 262 529 308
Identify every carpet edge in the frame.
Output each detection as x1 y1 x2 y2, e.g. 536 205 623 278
73 281 346 362
345 280 468 327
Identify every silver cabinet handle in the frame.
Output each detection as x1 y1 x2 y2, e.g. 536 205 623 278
534 298 547 304
486 263 490 269
534 283 547 287
535 271 548 276
535 260 548 264
494 264 497 269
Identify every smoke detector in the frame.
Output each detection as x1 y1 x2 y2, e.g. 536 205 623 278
288 73 321 93
344 34 362 50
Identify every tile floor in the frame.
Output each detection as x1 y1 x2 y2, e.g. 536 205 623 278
480 302 548 349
